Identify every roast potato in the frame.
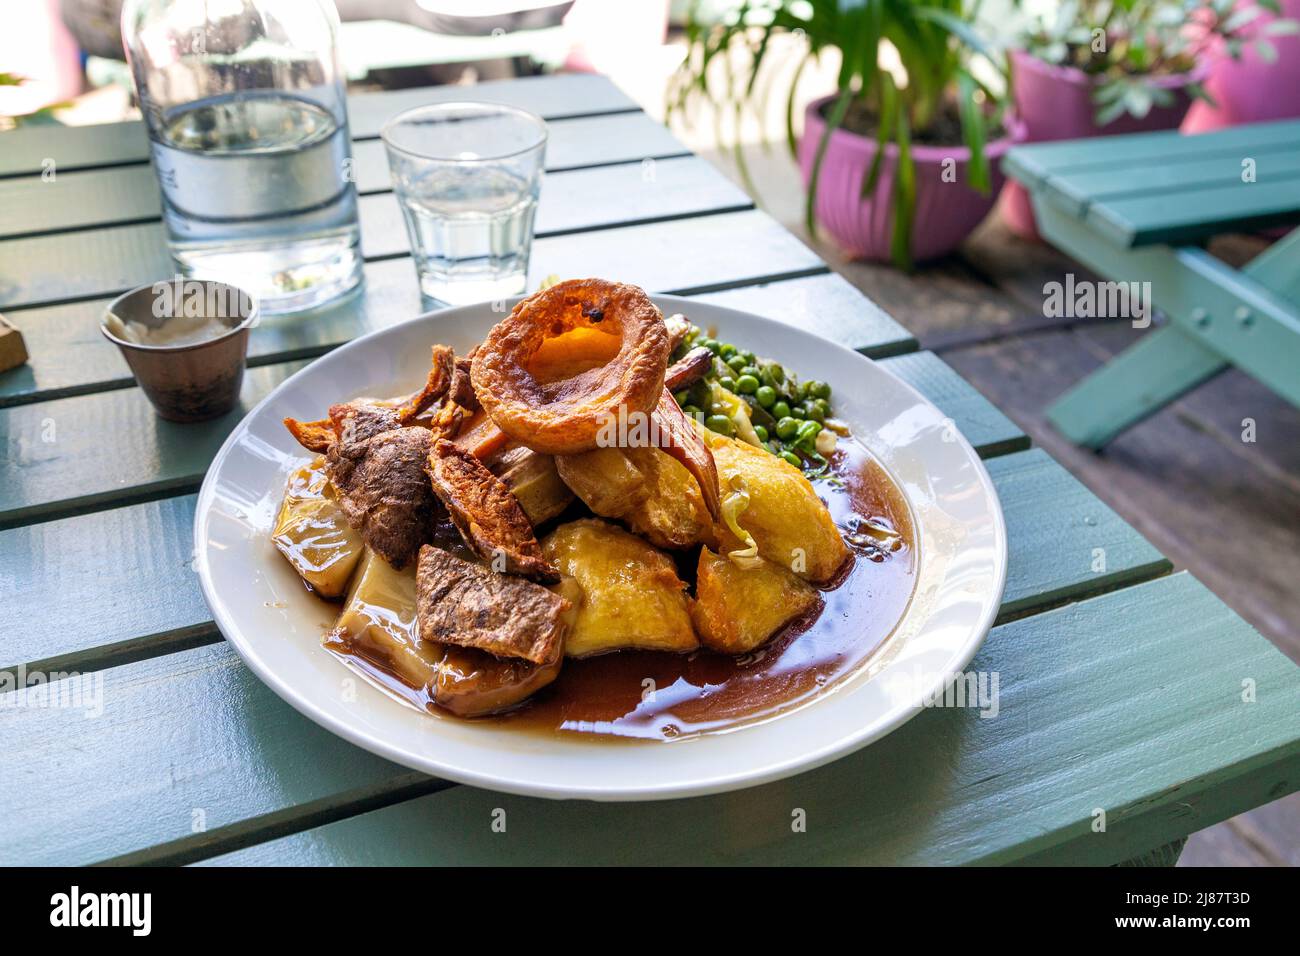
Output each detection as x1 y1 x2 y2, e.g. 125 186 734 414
555 445 716 550
708 434 849 585
542 518 699 658
272 457 364 597
690 547 820 654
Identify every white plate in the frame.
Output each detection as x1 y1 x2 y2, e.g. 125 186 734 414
195 295 1006 801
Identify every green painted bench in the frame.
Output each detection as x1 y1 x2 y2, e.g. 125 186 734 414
1003 119 1300 449
1 75 1297 866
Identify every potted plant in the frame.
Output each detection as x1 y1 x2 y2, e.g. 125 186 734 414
1003 0 1298 239
670 0 1016 270
1184 0 1300 131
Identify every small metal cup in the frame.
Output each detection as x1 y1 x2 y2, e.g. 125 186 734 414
101 279 258 423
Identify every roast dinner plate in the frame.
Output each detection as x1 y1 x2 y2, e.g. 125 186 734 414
194 292 1006 800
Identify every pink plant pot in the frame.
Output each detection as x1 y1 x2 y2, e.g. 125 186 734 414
798 94 1021 265
1183 0 1300 132
1001 49 1208 240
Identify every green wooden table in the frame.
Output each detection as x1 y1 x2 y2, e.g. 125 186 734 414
1 75 1297 867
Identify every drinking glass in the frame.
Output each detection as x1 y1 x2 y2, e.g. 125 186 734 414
382 102 547 305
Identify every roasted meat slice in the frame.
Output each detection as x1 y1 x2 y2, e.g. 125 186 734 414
428 438 559 582
394 344 456 422
416 545 570 665
280 346 465 569
450 348 480 411
326 417 437 570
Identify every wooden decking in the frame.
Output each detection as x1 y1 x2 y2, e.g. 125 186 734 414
696 143 1300 867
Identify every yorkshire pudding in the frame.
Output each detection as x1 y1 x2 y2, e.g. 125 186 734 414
470 279 669 455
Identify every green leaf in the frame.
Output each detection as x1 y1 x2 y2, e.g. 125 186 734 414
805 86 854 238
785 50 813 159
862 70 898 199
889 105 916 272
910 5 997 60
956 70 990 195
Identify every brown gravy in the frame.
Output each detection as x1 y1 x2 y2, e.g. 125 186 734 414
323 437 915 741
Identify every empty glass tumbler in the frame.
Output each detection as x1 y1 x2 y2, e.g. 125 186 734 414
382 102 547 305
122 0 363 314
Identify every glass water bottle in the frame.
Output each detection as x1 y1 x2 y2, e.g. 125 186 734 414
122 0 363 314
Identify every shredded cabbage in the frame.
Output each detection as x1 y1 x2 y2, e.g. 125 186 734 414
720 476 764 569
709 382 763 447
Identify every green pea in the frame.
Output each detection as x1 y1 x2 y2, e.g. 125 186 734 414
735 374 760 394
791 406 806 420
754 424 769 442
719 343 738 359
809 380 831 400
775 417 799 440
719 376 736 392
780 450 803 469
673 389 691 405
755 385 776 408
682 404 703 418
803 401 825 423
772 400 791 419
740 365 761 379
814 398 831 418
705 414 735 437
700 338 721 354
726 355 747 372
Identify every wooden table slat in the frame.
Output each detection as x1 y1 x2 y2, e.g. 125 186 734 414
0 154 754 310
4 572 1294 866
0 445 1164 680
0 112 693 240
0 73 638 178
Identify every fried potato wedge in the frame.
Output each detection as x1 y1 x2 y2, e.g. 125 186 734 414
555 445 716 550
542 518 698 658
690 547 820 654
708 433 850 585
272 457 364 598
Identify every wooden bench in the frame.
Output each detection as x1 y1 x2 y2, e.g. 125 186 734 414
1003 120 1300 449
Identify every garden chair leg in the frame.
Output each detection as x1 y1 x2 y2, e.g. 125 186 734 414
1047 325 1227 449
